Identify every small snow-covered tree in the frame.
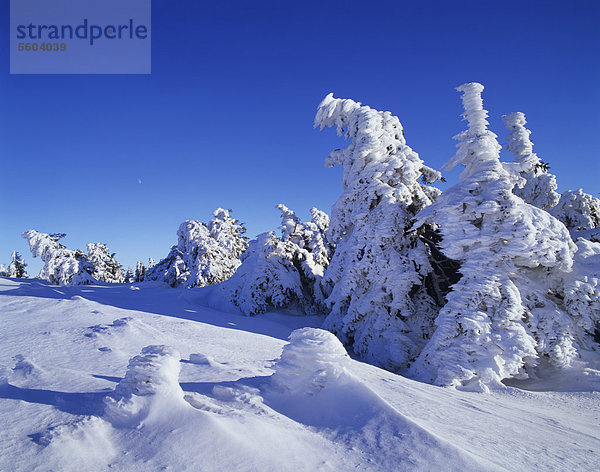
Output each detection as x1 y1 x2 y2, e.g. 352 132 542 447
561 238 600 347
276 204 332 311
408 83 577 391
502 112 560 211
135 261 146 282
146 209 248 288
124 268 135 284
7 251 28 278
0 264 8 276
551 189 600 232
314 93 445 372
148 257 155 269
220 205 332 316
502 112 600 238
221 232 305 316
22 230 95 286
86 243 124 283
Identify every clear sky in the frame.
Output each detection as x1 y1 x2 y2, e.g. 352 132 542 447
1 0 599 275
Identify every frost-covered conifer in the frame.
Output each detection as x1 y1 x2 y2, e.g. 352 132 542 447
502 112 560 211
502 112 600 238
86 243 124 283
561 238 600 347
22 230 95 286
221 205 332 316
0 264 7 276
314 93 444 372
145 209 248 288
408 83 577 391
135 261 146 283
551 189 600 232
124 268 135 284
7 251 28 278
221 232 304 315
148 257 154 269
277 204 332 310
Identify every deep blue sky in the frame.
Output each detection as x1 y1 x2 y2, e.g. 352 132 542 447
1 0 599 275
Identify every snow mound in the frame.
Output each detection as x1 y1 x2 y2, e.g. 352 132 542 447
104 345 186 427
270 328 350 396
267 329 500 470
188 353 222 368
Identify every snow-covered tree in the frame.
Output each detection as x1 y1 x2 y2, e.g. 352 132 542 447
145 209 248 288
502 112 600 238
221 232 305 316
86 243 124 283
551 189 600 233
148 257 155 269
277 204 332 310
22 230 95 286
135 261 146 283
314 93 445 372
0 264 7 276
124 268 135 284
222 205 332 316
502 112 560 211
7 251 28 278
408 83 577 391
561 238 600 347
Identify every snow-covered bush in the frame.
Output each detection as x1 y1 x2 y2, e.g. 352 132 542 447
270 328 349 396
104 345 184 427
86 243 124 283
314 93 445 372
22 230 95 286
220 205 332 316
408 83 577 391
502 112 560 211
145 209 248 288
7 251 28 278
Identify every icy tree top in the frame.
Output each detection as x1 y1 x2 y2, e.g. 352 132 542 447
314 93 441 242
502 112 535 166
502 111 561 211
446 82 502 179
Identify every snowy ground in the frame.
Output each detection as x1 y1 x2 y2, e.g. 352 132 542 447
0 277 598 471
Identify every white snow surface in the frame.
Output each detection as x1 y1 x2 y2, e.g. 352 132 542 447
0 277 599 471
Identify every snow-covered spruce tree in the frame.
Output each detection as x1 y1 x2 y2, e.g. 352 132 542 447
145 209 248 288
561 238 600 347
220 231 304 315
502 112 560 211
314 93 448 372
148 257 154 269
124 268 135 284
551 189 600 233
408 83 577 391
7 251 28 278
221 205 332 316
502 112 600 239
135 261 146 283
22 230 95 286
277 204 332 310
0 264 8 276
86 243 124 283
